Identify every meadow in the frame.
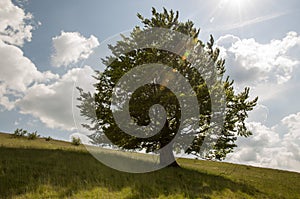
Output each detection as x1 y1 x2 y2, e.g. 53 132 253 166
0 132 299 199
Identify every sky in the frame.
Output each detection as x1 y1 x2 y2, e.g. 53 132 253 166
0 0 300 173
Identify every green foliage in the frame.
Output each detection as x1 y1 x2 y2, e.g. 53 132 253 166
27 131 40 140
45 136 52 141
77 8 258 160
12 128 27 138
12 129 40 140
71 136 81 146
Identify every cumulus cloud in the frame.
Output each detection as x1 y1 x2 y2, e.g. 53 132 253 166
216 32 300 172
0 40 57 92
0 0 57 110
226 113 300 173
0 0 34 46
51 31 99 67
0 0 99 130
216 34 240 49
16 65 95 131
0 84 14 111
216 31 300 85
281 112 300 131
0 37 58 110
281 113 300 161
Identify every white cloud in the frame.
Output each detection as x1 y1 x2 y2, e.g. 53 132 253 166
281 112 300 131
281 113 300 162
0 86 14 110
0 2 99 129
51 31 99 67
0 39 58 110
0 0 57 111
216 34 240 50
0 0 34 46
226 113 300 173
216 31 300 85
217 32 300 172
0 40 57 92
16 65 95 131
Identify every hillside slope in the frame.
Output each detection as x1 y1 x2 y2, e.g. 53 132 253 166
0 132 299 199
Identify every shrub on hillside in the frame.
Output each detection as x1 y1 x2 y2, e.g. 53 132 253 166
27 131 40 140
45 136 52 141
12 128 27 138
71 137 81 146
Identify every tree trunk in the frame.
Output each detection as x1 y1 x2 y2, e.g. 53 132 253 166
159 144 180 168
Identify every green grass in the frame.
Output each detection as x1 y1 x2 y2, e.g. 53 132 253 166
0 132 299 199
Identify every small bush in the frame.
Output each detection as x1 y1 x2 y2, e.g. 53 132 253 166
27 131 40 140
71 137 81 146
45 136 52 141
12 128 27 138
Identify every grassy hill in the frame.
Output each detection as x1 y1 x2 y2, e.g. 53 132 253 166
0 132 299 199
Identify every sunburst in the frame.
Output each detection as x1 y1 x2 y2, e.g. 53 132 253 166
218 0 253 25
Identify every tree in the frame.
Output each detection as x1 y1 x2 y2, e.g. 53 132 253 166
71 136 81 146
77 8 258 167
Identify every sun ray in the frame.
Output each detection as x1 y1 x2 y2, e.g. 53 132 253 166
219 0 253 23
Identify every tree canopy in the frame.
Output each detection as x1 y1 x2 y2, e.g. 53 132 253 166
77 8 258 167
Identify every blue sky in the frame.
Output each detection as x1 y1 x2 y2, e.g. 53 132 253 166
0 0 300 172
